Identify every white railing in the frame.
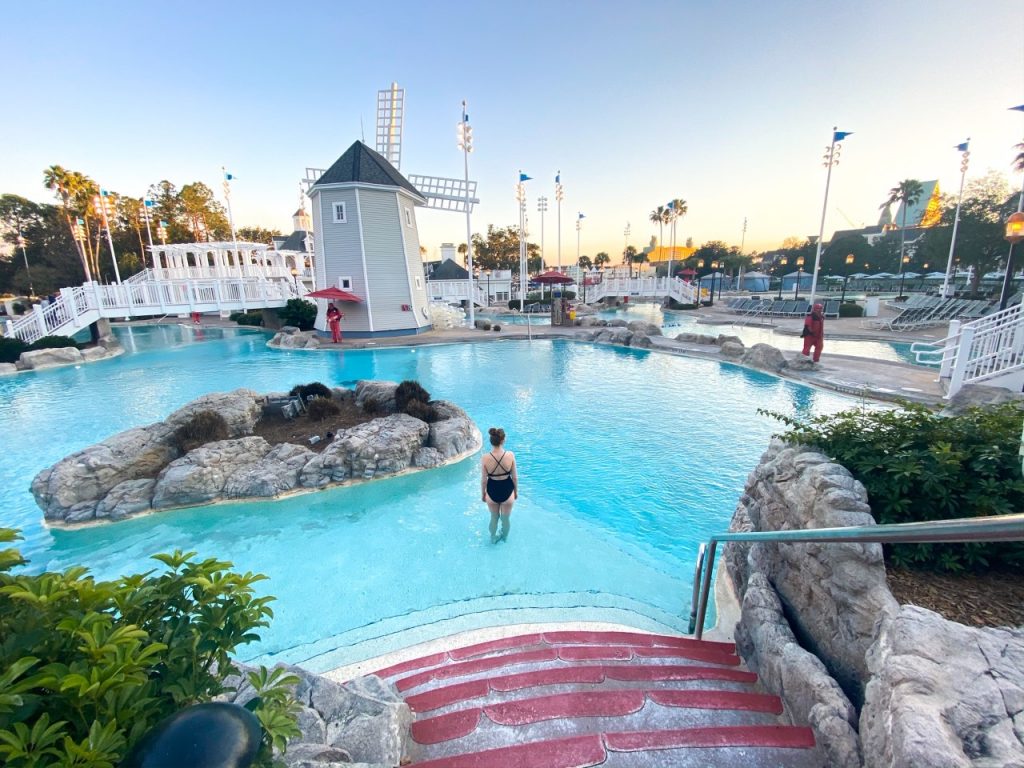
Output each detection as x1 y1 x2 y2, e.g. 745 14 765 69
586 276 696 305
912 303 1024 397
426 279 488 306
4 277 301 345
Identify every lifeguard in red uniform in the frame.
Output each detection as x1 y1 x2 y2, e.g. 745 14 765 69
326 304 343 343
801 303 825 362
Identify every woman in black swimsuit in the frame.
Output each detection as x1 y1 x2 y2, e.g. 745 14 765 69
481 427 518 543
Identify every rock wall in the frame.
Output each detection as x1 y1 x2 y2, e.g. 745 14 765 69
728 439 1024 767
33 382 481 526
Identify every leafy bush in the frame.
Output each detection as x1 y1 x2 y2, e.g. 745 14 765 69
0 338 27 364
234 311 264 327
0 529 299 768
229 311 244 322
27 336 81 352
289 382 332 401
492 324 502 332
404 399 438 423
838 302 864 318
12 303 25 315
395 380 431 412
762 403 1024 571
278 299 317 331
174 410 229 451
306 397 340 421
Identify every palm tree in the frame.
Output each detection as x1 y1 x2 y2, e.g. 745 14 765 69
578 255 592 270
43 165 92 281
1014 142 1024 173
649 206 666 271
881 179 923 274
668 198 687 279
593 252 610 268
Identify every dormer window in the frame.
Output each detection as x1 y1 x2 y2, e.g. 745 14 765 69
333 202 347 223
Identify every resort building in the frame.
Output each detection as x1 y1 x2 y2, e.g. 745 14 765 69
308 141 433 338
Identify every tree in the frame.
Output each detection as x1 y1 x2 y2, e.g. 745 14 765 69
649 206 666 259
624 244 637 274
881 179 924 274
823 234 874 275
470 225 539 273
667 198 687 277
1014 142 1024 174
42 165 91 281
180 183 229 241
593 252 610 268
578 255 592 269
237 226 282 244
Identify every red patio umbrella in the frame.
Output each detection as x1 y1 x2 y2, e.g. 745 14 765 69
304 286 363 302
532 269 574 285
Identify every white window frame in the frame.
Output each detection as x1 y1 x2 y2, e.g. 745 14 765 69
337 276 353 290
404 206 413 227
333 202 347 223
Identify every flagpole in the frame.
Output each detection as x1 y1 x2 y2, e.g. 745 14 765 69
941 142 970 299
458 102 475 328
555 172 563 271
222 167 244 288
809 127 850 305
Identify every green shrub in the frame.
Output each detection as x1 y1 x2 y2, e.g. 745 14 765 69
492 324 502 332
306 397 340 421
12 303 25 315
174 410 229 451
0 528 299 768
0 338 27 364
404 399 438 423
234 311 263 327
838 302 864 318
278 298 317 331
229 311 243 322
395 380 431 412
289 382 332 401
762 403 1024 572
27 335 80 352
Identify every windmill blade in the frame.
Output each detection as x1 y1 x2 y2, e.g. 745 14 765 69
376 82 405 170
302 168 326 193
408 174 479 212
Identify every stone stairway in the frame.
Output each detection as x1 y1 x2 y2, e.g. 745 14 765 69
369 630 821 767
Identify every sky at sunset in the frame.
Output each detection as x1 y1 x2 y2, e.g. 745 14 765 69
2 0 1022 263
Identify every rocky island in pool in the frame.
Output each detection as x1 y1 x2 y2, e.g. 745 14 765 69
32 380 481 526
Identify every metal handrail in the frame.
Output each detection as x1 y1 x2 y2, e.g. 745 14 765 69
691 512 1024 640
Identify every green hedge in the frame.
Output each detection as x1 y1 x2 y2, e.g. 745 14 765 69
762 403 1024 572
233 311 264 327
0 530 300 767
838 302 864 318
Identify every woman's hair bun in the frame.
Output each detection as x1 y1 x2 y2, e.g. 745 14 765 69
488 427 505 446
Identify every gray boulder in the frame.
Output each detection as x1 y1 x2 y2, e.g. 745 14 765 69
717 334 743 347
630 333 653 348
742 342 787 371
594 328 633 345
727 440 899 704
719 341 745 358
786 355 817 371
355 380 398 414
271 330 322 349
94 479 157 520
0 363 16 376
675 332 718 345
222 442 314 498
943 383 1024 415
334 414 429 476
19 346 83 369
152 436 275 508
427 402 481 460
627 320 662 336
165 389 264 438
578 316 607 327
861 606 1024 768
607 318 629 327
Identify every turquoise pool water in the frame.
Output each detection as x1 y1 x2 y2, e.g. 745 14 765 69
0 325 859 670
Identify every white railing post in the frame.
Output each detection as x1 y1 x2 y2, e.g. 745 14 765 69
940 319 960 379
60 288 78 327
33 305 47 338
947 325 975 398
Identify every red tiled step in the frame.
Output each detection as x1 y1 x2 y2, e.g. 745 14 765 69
541 630 734 654
406 679 491 713
556 645 633 661
558 644 740 666
397 648 559 691
412 708 482 745
604 724 815 752
412 733 607 768
448 633 544 660
605 664 757 684
485 690 647 726
649 689 784 715
373 652 448 679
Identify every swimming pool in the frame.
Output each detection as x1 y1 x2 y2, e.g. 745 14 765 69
0 325 859 670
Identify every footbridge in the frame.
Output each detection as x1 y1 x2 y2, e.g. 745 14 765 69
4 270 300 345
426 275 698 308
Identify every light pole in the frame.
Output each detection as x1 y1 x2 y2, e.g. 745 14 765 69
576 213 585 273
290 266 300 293
555 172 563 271
776 256 788 300
94 189 123 284
795 256 805 301
516 172 530 314
537 196 548 269
809 128 852 304
841 253 854 303
457 101 475 327
941 141 970 299
157 220 168 245
73 218 88 280
898 255 910 298
623 223 631 284
140 199 155 249
1001 212 1024 309
16 233 34 297
485 269 492 306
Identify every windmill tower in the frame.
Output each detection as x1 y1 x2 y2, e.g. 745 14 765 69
304 83 479 338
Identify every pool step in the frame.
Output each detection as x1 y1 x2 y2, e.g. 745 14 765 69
368 630 822 766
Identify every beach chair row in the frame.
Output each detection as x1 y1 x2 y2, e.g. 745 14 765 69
868 298 996 331
725 298 838 318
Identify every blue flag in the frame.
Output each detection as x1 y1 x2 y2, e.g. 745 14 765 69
666 200 674 209
578 212 585 220
955 141 969 152
1010 105 1024 112
144 199 154 207
833 130 852 142
519 172 532 182
555 172 561 184
224 171 235 181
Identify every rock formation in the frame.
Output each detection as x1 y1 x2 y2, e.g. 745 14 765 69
33 382 481 526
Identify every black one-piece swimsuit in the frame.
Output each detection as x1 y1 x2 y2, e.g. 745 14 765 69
486 451 515 504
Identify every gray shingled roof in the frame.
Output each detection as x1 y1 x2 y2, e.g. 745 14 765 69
277 230 308 252
429 260 469 280
313 141 424 200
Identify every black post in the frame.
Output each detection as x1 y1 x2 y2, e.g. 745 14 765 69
777 273 784 300
898 271 906 299
999 242 1017 310
794 270 801 301
841 275 849 303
